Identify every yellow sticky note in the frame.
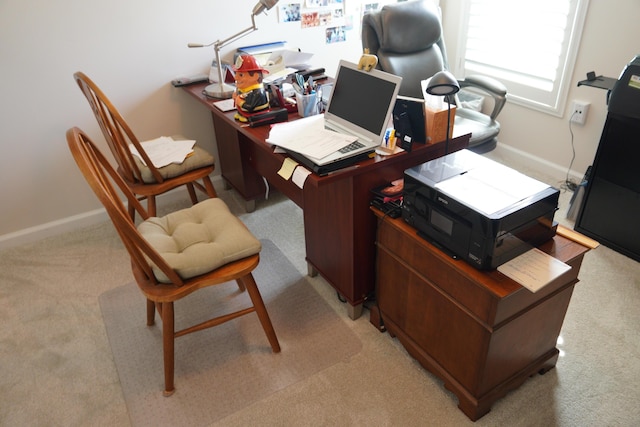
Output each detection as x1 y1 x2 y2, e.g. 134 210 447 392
277 157 299 180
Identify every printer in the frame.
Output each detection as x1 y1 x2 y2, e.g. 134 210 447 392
402 149 559 269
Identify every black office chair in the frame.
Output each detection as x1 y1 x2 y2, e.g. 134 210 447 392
362 0 507 153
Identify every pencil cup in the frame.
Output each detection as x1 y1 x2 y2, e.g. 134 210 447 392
295 92 319 117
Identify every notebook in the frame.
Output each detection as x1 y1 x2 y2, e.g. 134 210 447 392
286 60 402 175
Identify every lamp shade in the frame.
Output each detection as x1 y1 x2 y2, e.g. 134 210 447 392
426 70 460 96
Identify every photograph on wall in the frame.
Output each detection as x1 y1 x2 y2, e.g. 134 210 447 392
319 10 333 25
325 26 346 43
305 0 329 6
363 2 380 12
280 3 302 22
276 0 352 44
302 11 320 27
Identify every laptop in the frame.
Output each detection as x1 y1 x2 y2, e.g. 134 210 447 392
286 60 402 175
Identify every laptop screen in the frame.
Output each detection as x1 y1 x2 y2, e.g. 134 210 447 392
324 60 402 144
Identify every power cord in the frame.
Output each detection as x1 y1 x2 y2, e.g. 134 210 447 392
562 112 579 192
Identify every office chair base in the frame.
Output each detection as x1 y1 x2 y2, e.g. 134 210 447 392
468 138 497 154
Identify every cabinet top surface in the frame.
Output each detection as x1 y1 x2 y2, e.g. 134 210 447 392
373 207 590 298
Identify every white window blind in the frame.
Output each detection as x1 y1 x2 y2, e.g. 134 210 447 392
457 0 589 116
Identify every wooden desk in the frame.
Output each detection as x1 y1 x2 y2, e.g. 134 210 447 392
182 82 470 319
371 208 591 420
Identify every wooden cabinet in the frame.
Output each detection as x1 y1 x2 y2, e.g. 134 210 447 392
372 209 590 420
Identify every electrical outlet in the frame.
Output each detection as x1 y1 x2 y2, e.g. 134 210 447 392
570 101 590 125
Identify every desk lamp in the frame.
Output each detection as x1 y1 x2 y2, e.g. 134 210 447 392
426 70 460 155
188 0 279 99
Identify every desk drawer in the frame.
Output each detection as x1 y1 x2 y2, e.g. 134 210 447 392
376 243 488 390
377 218 500 326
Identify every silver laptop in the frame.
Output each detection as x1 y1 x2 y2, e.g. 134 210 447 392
288 60 402 171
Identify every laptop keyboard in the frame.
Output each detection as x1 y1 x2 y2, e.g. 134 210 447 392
338 141 365 154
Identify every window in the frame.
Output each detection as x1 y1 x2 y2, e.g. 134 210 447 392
454 0 590 116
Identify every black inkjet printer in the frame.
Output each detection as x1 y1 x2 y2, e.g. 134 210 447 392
402 149 560 269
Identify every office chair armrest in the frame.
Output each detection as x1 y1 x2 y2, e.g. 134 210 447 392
459 75 507 120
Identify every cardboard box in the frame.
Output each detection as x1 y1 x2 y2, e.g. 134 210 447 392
425 104 456 143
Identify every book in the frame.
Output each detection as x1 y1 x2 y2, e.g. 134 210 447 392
236 41 287 55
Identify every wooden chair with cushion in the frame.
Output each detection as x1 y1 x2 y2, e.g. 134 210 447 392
66 127 280 396
74 71 217 219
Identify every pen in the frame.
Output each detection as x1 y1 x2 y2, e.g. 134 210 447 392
295 73 306 94
307 76 314 94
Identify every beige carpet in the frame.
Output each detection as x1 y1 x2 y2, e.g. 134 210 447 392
2 179 639 426
99 239 362 426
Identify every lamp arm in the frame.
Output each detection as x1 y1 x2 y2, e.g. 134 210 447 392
188 1 278 99
213 15 258 92
215 14 258 51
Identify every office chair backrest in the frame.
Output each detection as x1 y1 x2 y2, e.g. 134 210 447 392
362 0 447 99
362 0 507 153
66 127 183 287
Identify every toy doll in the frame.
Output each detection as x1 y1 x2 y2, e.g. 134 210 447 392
232 54 270 122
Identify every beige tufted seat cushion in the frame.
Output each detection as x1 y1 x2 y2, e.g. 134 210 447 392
134 145 215 184
138 198 261 283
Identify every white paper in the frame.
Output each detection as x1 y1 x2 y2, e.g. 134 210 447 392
129 137 196 168
435 162 550 216
213 99 236 112
292 165 312 188
268 50 314 68
498 248 571 293
266 114 356 160
263 67 299 84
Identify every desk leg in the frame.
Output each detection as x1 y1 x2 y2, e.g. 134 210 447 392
307 261 362 320
211 113 265 209
347 303 363 320
307 261 318 277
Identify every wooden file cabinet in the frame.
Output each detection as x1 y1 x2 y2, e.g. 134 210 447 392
371 209 590 420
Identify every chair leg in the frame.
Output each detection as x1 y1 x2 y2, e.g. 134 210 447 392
146 299 156 326
127 202 136 221
203 176 218 198
186 183 198 205
236 278 246 292
147 196 157 217
240 273 281 353
161 302 176 396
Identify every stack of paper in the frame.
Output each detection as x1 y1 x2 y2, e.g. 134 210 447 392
129 137 196 168
266 115 356 161
263 50 314 83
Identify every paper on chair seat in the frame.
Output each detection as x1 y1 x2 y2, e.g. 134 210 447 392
266 114 356 161
130 137 196 168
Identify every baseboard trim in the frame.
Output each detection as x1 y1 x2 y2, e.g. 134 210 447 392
0 208 109 251
0 176 224 251
0 154 581 252
488 142 584 185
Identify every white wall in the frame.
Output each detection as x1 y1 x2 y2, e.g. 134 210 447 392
0 0 364 248
1 0 638 248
